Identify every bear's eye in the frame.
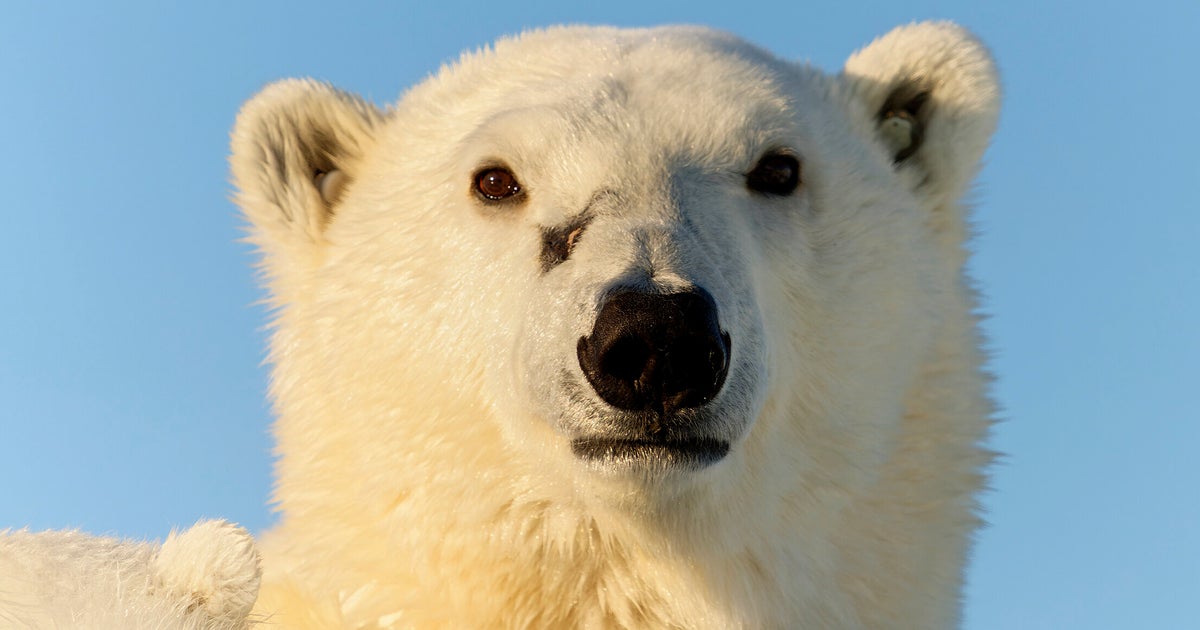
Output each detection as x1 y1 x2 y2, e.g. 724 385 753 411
474 167 523 202
746 152 801 196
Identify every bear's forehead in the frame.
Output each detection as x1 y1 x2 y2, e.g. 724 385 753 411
491 25 788 84
398 26 822 169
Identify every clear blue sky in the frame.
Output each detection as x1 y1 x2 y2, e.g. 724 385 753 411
1 2 1196 628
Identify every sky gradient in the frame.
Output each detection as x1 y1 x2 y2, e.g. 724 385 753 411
2 2 1197 628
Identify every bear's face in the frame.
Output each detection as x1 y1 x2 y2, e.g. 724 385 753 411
233 25 998 505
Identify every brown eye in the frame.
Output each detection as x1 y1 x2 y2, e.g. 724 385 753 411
474 167 523 202
746 152 801 196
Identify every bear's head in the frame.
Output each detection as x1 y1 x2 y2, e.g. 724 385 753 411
232 23 998 532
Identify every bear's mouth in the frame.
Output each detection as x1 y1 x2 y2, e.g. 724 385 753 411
570 436 729 469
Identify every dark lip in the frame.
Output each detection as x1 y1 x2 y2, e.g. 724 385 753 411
570 436 730 469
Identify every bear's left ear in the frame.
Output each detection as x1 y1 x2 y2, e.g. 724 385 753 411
841 22 1000 211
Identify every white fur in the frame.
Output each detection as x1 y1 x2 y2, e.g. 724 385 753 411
231 22 1000 628
0 520 262 629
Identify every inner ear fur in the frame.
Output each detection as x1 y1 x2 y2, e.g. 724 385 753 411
876 80 931 163
842 22 1000 204
230 79 384 264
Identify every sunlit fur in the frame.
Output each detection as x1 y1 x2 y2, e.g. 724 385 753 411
0 521 262 629
232 22 1000 628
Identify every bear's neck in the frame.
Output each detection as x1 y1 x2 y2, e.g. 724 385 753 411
260 464 852 628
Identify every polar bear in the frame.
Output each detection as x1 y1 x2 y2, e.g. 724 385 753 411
231 22 1000 629
0 520 261 629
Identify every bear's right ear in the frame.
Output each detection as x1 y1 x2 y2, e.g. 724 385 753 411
231 79 383 270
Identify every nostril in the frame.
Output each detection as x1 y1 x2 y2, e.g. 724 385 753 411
601 337 652 383
716 332 731 379
660 332 730 404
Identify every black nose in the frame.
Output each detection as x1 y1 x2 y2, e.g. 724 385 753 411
577 289 731 415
